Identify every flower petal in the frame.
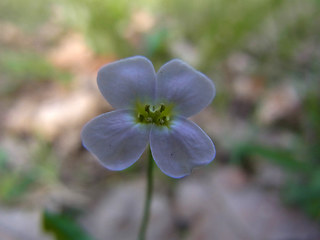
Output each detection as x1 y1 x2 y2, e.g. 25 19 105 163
150 116 215 178
156 59 215 117
97 56 156 109
81 110 150 171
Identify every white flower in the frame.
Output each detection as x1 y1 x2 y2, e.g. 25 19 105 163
81 56 216 178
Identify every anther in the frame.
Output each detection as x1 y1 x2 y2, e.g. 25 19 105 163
138 114 144 122
160 104 165 112
145 104 150 113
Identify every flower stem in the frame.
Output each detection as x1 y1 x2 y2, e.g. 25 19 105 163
137 147 154 240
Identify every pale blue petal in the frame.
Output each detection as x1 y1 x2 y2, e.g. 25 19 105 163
97 56 156 109
156 59 215 117
81 110 150 171
150 117 215 178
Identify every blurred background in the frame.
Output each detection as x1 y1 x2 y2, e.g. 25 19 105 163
0 0 320 239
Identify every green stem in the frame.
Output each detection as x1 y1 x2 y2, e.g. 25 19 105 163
137 147 154 240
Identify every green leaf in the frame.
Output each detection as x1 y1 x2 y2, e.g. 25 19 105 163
231 143 313 172
42 210 95 240
0 149 8 170
0 173 36 203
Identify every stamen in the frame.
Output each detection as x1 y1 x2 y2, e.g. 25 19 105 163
138 114 144 122
136 103 173 126
160 104 165 112
145 104 150 113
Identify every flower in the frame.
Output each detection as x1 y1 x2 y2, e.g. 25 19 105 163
81 56 216 178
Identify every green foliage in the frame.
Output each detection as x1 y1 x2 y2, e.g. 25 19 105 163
284 171 320 219
0 172 36 202
248 1 320 78
224 0 320 221
42 210 95 240
232 143 313 173
59 0 134 56
0 140 59 204
304 92 320 162
31 139 60 184
56 0 319 72
162 0 286 67
0 149 8 167
231 87 320 221
0 148 36 202
0 51 71 96
232 142 320 220
145 28 170 63
0 0 52 31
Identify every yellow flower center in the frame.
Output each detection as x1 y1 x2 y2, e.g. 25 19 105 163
135 102 174 127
